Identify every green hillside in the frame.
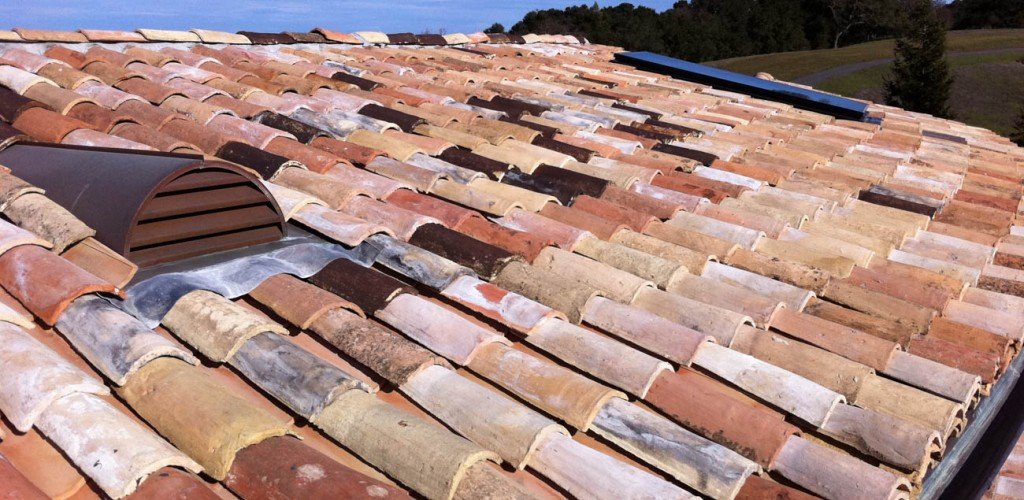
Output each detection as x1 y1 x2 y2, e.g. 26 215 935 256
706 30 1024 136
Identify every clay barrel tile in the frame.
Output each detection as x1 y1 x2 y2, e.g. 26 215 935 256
692 342 845 427
496 208 594 251
441 275 563 335
216 141 301 179
259 112 331 144
589 396 758 499
378 294 509 366
236 31 295 45
123 47 177 67
116 358 293 480
308 256 416 315
136 29 202 43
313 389 498 500
665 273 783 328
529 424 698 499
127 467 219 499
34 392 203 498
0 87 49 123
58 239 138 289
385 189 482 228
645 368 797 468
582 295 711 366
250 273 363 328
0 171 42 213
368 155 444 191
162 290 288 363
0 49 53 74
772 435 911 500
230 331 369 418
11 107 92 143
417 33 448 45
41 46 89 69
820 280 935 336
724 247 832 294
310 136 384 165
492 260 602 324
313 28 362 44
265 138 347 174
770 308 898 371
85 61 144 86
0 323 109 432
79 29 146 42
225 436 409 498
437 147 511 178
36 64 102 90
116 99 180 129
111 122 201 154
408 223 519 279
454 216 554 263
190 29 251 45
852 373 963 436
12 28 87 43
736 474 816 500
310 306 451 386
0 245 119 325
907 334 1000 383
631 286 753 346
401 365 567 469
368 233 477 289
55 295 198 385
286 31 328 43
529 318 672 398
65 102 129 132
497 168 591 206
533 245 653 303
62 128 156 151
468 342 624 431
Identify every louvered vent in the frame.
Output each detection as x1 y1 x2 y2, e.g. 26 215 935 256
0 143 286 268
128 168 284 266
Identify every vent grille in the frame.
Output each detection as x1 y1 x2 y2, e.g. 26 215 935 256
0 143 287 269
129 168 284 267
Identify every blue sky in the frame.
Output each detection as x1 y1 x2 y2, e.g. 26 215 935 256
3 1 679 35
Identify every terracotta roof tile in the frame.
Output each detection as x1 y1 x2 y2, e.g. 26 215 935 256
0 87 48 123
190 29 250 45
0 245 120 325
1 31 1023 499
312 27 362 44
135 28 200 42
12 28 87 43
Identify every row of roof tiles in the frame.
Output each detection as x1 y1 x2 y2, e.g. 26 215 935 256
0 36 1021 500
0 28 582 46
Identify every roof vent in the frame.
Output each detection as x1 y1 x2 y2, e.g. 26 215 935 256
0 143 286 268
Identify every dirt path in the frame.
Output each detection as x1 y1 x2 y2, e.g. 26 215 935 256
793 47 1024 85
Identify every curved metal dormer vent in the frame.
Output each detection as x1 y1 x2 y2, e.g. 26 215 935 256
0 143 286 267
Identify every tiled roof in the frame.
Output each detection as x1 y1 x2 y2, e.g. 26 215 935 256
0 25 1021 500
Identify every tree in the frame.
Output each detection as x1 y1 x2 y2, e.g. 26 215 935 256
883 0 954 118
484 23 505 34
496 0 929 62
1011 104 1024 146
951 0 1024 29
827 0 900 48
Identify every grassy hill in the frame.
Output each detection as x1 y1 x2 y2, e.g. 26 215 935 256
707 30 1024 136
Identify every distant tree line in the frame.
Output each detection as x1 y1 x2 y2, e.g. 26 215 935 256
492 0 1023 62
